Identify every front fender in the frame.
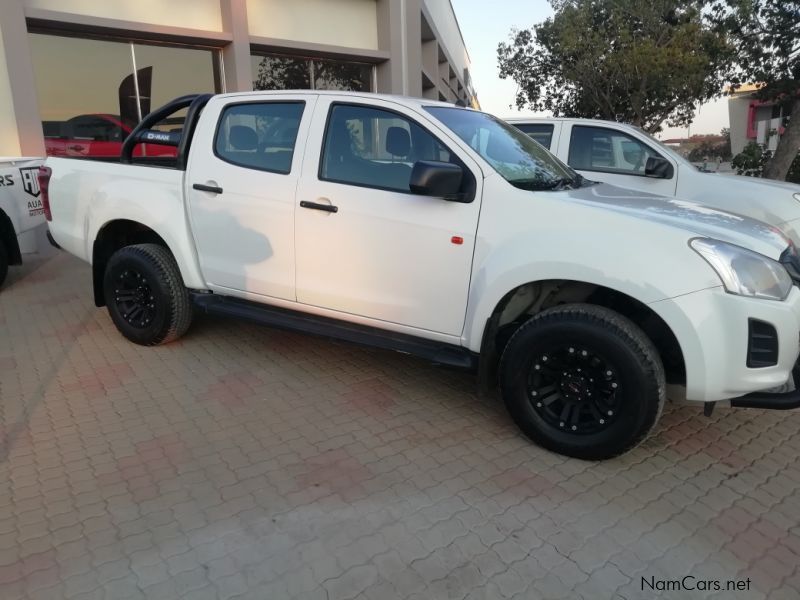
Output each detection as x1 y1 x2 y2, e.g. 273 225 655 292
462 228 719 352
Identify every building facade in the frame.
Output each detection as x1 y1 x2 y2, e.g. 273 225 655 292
728 84 793 156
0 0 478 157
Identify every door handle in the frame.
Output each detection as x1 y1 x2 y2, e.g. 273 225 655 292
300 200 338 213
68 145 85 152
193 183 223 194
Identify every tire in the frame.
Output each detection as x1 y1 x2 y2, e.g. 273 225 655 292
499 304 665 460
103 243 192 346
0 242 7 289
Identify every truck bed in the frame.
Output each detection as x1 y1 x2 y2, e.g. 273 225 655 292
45 157 187 264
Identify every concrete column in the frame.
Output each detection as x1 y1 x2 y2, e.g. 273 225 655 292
403 0 422 98
376 0 422 97
375 0 404 94
0 0 45 156
220 0 253 92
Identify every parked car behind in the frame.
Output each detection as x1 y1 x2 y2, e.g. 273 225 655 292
43 93 800 459
507 117 800 245
0 156 46 287
44 113 178 159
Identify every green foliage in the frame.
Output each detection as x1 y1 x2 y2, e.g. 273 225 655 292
687 129 732 162
709 0 800 181
497 0 732 133
732 142 800 182
731 142 771 176
709 0 799 102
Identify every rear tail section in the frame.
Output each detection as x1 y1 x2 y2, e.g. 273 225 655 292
37 166 52 221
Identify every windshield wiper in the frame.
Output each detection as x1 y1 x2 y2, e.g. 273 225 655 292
510 174 588 192
542 176 579 191
508 178 562 191
572 173 599 187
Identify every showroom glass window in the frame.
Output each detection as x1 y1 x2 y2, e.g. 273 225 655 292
251 53 373 92
28 33 220 159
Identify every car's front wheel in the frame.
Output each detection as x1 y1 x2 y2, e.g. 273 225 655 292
103 243 192 345
499 304 665 460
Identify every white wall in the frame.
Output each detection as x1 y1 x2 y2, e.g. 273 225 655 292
728 96 751 156
0 25 21 156
24 0 224 31
246 0 378 49
422 0 470 83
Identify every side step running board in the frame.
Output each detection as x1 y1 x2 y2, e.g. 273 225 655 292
191 293 478 370
729 390 800 410
729 371 800 410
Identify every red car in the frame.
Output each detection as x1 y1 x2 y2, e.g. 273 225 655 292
44 114 178 158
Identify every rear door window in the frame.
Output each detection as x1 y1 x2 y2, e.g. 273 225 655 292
215 102 305 174
513 123 554 149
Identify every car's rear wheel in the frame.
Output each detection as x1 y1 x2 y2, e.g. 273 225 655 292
0 241 8 289
103 243 191 345
499 304 665 460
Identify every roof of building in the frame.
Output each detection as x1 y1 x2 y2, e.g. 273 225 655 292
724 83 765 95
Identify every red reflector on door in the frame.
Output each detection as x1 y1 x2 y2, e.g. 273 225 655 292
451 236 463 245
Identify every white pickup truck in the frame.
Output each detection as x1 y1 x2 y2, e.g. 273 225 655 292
43 91 800 459
0 157 46 287
506 117 800 245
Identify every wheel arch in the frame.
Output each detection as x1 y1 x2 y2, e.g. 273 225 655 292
0 209 22 266
476 279 686 391
92 219 170 307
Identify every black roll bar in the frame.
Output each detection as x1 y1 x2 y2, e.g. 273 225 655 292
120 93 214 169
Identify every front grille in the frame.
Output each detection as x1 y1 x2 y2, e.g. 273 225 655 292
747 319 779 368
780 245 800 286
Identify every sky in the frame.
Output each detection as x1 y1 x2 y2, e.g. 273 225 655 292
450 0 730 139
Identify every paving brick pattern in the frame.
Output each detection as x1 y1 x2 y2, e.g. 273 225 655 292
1 246 799 599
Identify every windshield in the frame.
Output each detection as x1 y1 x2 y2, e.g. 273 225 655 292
426 106 583 191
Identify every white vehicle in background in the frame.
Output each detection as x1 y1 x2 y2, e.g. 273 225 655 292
507 117 800 245
42 92 800 459
0 157 46 288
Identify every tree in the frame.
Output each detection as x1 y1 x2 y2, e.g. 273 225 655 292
687 128 732 161
497 0 732 133
732 142 800 183
253 55 371 92
253 56 311 91
709 0 800 181
731 141 771 176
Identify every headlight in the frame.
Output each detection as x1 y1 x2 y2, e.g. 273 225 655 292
690 238 793 301
794 192 800 203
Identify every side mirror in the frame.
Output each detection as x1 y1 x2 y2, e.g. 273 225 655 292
409 161 463 199
645 156 673 179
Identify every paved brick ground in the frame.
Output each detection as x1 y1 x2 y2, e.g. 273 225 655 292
1 242 799 600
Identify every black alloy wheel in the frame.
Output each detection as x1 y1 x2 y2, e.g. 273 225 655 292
103 243 192 346
527 344 621 435
500 304 665 460
113 268 157 329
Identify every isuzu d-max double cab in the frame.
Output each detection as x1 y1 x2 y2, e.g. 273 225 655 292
43 92 800 459
508 117 800 245
0 156 46 288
